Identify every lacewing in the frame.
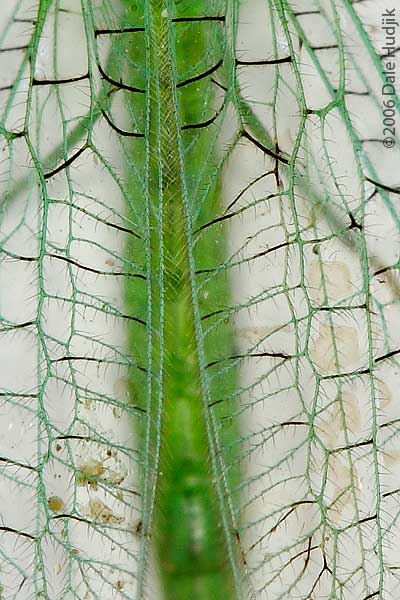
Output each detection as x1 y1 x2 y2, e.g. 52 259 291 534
2 0 399 598
0 0 241 596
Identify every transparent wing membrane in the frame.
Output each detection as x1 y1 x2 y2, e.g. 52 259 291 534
0 1 399 599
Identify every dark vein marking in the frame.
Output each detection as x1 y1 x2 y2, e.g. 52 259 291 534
0 526 36 541
33 73 89 85
55 434 100 442
97 63 145 94
46 253 146 279
196 191 277 233
14 18 37 24
0 249 37 262
101 109 144 138
294 11 320 16
248 504 313 552
319 305 368 314
3 129 25 139
201 307 227 321
373 264 399 277
206 351 291 369
196 210 238 231
243 240 292 263
177 59 223 88
234 531 248 566
321 367 372 380
299 536 313 579
311 44 339 50
330 438 373 453
226 170 274 212
336 89 369 96
182 103 224 130
196 239 292 273
0 393 37 399
44 145 87 179
172 16 225 23
52 355 147 372
0 320 36 331
0 456 37 471
51 199 141 239
0 45 29 52
211 77 227 91
95 27 145 36
52 514 91 524
375 348 400 362
383 487 400 498
365 176 400 195
236 56 292 66
349 212 362 230
242 130 289 164
372 263 399 277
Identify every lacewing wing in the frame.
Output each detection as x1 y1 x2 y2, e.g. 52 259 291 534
2 1 399 599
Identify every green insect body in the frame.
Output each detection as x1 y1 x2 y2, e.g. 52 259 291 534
120 1 240 597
